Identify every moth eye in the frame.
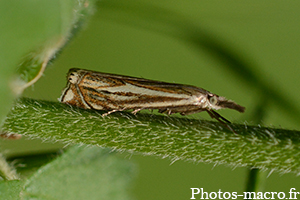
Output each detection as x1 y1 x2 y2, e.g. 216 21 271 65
209 95 218 105
68 72 78 84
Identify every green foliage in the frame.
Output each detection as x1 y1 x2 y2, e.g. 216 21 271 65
0 0 96 123
0 180 23 199
0 146 135 200
1 0 300 198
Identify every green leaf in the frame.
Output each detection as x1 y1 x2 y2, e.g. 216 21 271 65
2 98 300 174
0 180 23 200
16 0 96 87
20 146 135 200
0 0 96 123
8 153 60 179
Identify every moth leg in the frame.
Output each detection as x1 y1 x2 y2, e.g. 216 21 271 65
158 108 173 115
132 108 143 115
207 110 231 124
180 109 205 116
206 110 237 134
102 110 119 117
158 108 167 113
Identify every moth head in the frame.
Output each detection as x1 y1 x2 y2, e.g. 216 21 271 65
67 69 80 84
207 94 245 113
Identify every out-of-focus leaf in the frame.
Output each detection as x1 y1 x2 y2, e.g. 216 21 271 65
0 0 96 123
0 146 135 200
20 146 135 200
0 180 23 200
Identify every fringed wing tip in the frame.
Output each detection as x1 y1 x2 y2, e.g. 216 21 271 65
234 104 245 113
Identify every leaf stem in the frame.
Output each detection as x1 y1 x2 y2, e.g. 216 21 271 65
2 98 300 174
245 168 268 194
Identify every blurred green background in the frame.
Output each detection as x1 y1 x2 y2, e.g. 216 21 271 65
2 0 300 199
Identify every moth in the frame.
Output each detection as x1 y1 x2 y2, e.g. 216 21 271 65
60 68 245 130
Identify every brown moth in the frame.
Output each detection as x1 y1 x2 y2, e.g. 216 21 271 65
60 68 245 131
